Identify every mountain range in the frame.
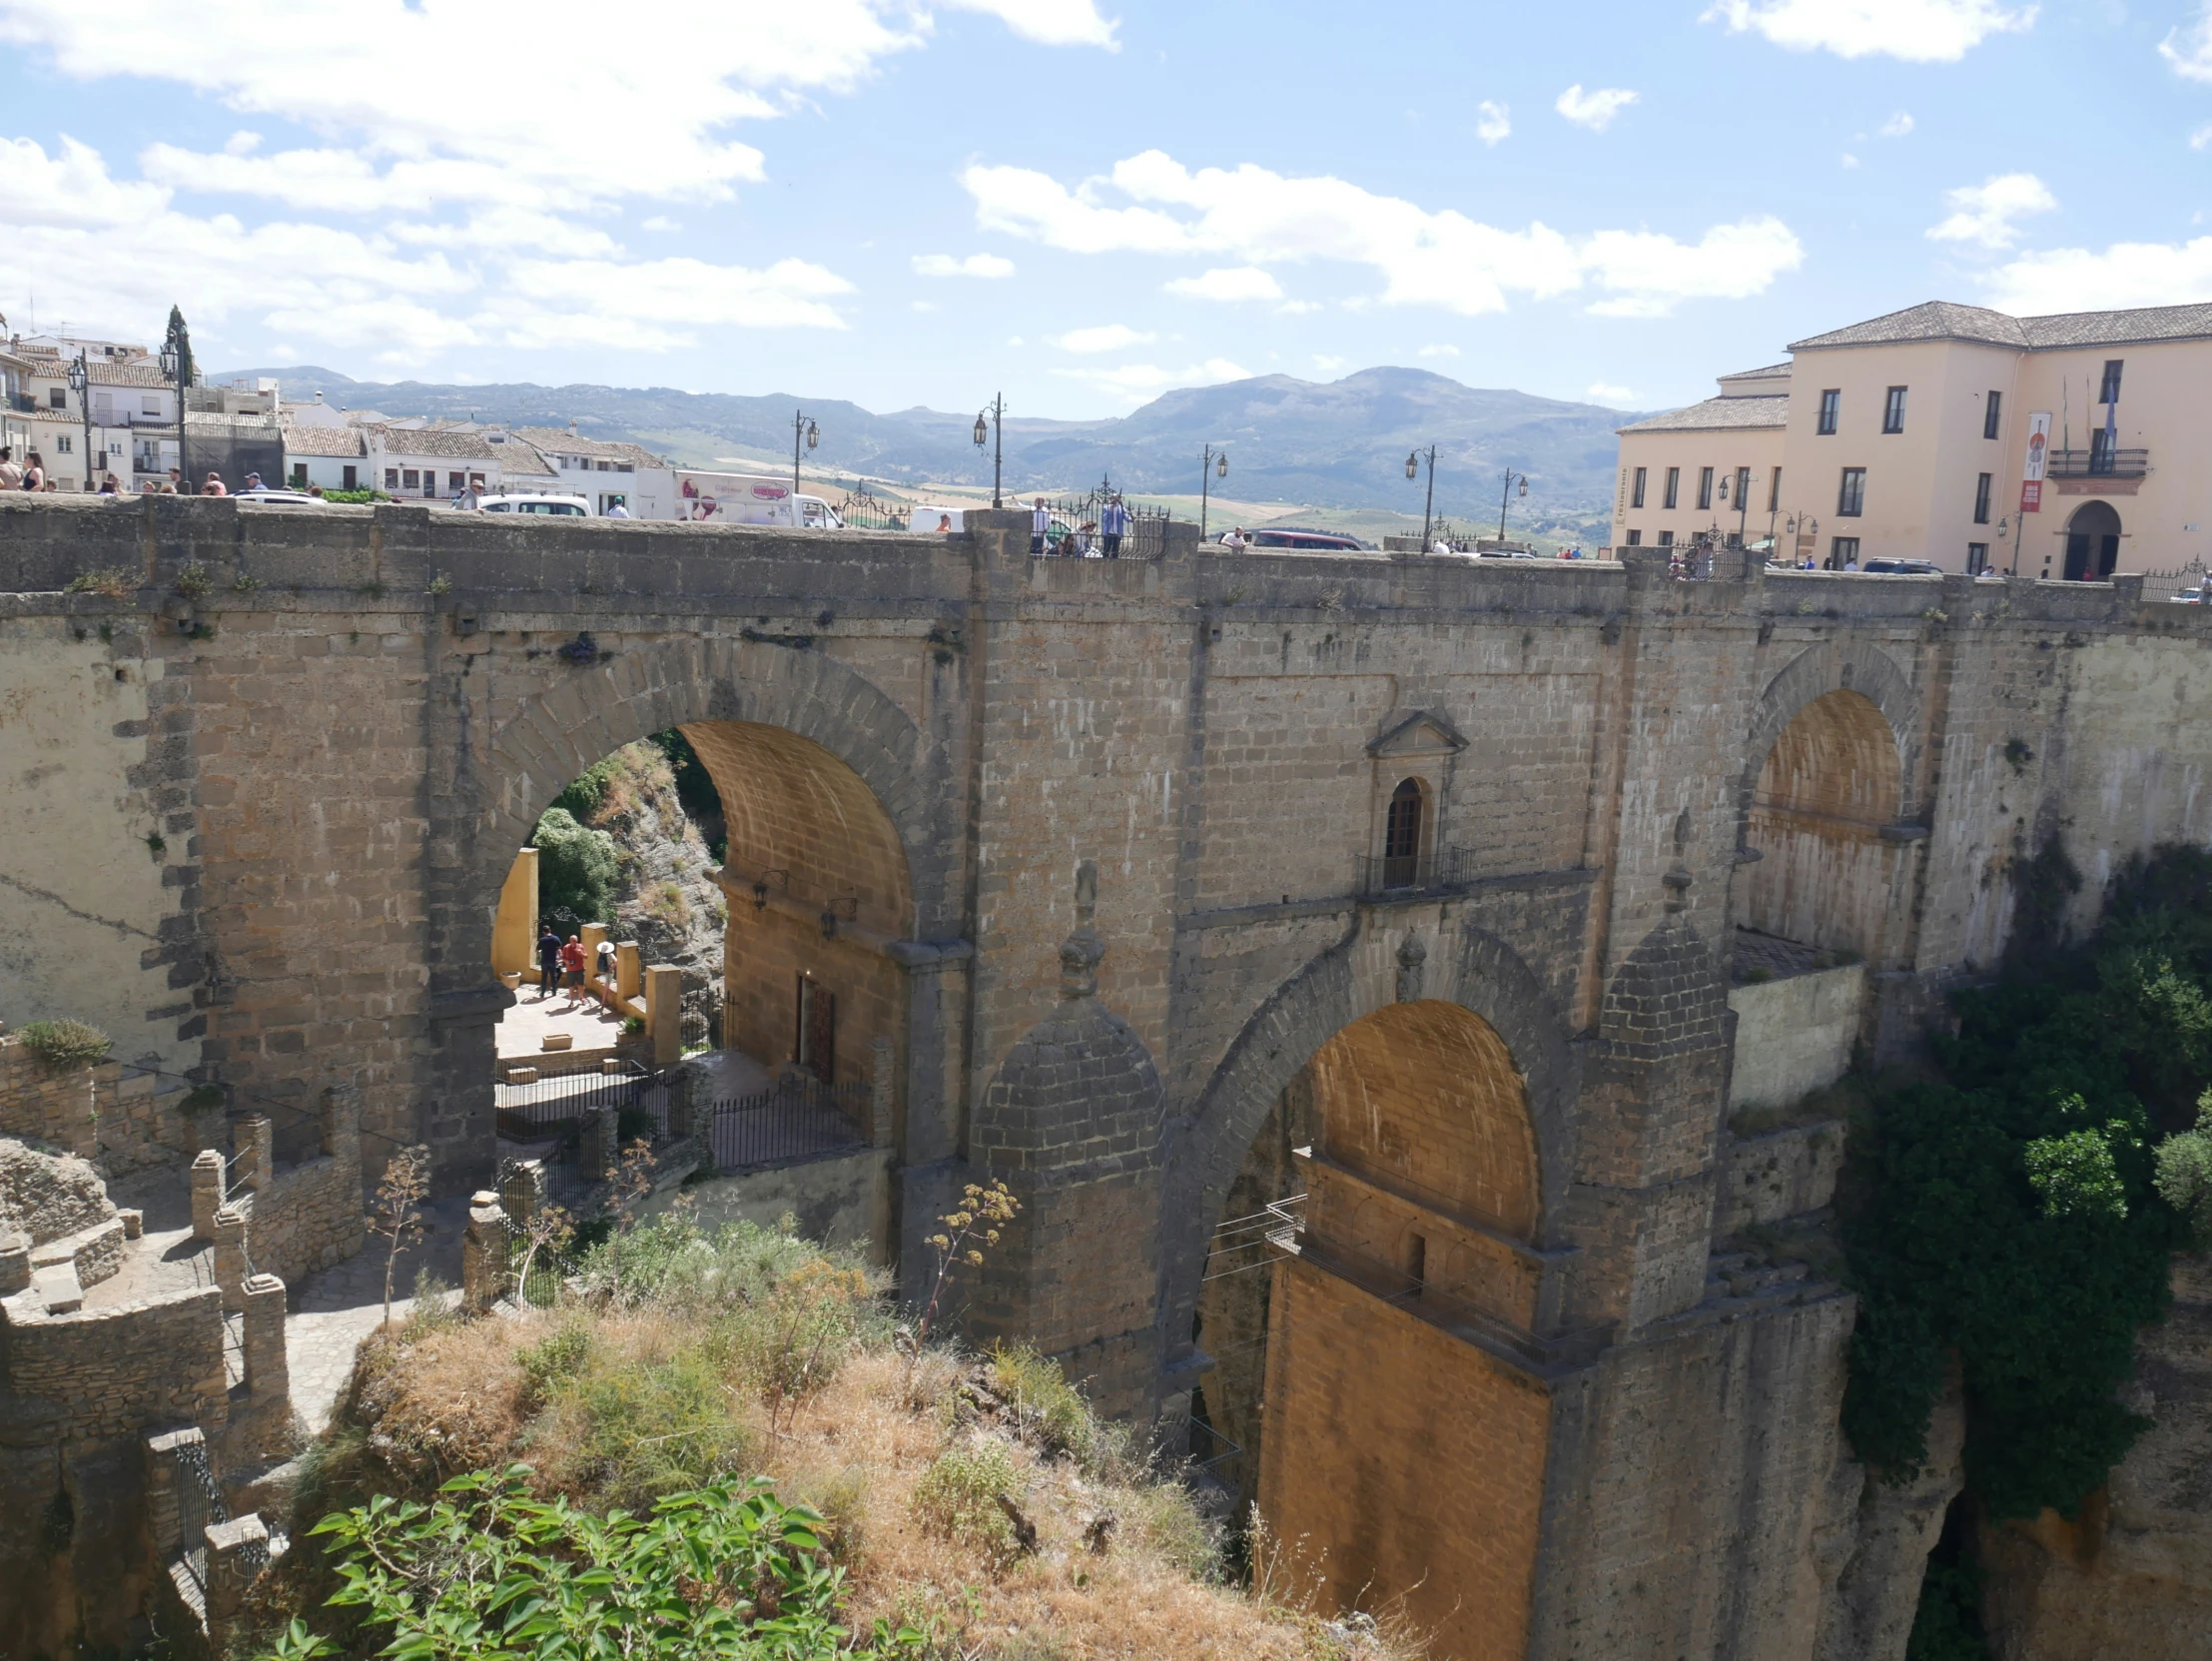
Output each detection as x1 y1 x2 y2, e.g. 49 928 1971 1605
217 364 1649 536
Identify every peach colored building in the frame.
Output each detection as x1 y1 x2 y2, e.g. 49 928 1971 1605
1613 300 2212 578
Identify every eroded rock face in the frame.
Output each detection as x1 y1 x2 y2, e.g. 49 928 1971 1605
0 1135 115 1246
1813 1382 1965 1661
1979 1255 2212 1660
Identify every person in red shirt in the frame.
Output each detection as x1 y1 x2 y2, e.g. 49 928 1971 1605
559 936 588 1011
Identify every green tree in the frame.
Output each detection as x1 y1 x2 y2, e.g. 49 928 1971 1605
164 304 196 387
531 806 619 924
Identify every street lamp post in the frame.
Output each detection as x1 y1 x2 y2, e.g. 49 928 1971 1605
791 410 819 521
158 334 186 489
1406 445 1438 549
1200 443 1227 540
66 350 95 491
1998 514 2017 577
1496 465 1529 545
973 394 1005 508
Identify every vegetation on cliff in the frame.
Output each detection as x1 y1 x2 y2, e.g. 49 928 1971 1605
245 1215 1412 1661
1843 845 2212 1524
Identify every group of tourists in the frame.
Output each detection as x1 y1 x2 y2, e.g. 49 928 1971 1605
0 445 274 497
535 926 618 1014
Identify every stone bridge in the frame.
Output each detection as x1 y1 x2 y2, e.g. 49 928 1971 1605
6 494 2211 1660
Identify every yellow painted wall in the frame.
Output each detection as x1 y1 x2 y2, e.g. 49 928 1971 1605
489 846 537 977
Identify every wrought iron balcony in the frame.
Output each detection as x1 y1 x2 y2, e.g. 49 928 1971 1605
2046 446 2148 480
1356 843 1481 897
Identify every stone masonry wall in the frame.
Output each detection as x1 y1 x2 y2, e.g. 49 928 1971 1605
0 1281 227 1442
0 1038 194 1174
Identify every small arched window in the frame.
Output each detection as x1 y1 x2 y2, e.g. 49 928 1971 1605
1383 778 1424 888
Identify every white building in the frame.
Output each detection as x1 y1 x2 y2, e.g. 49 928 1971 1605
513 424 675 517
365 423 502 500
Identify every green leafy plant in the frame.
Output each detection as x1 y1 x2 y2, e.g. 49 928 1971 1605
318 488 387 504
2154 1093 2212 1248
63 568 133 598
531 806 620 923
266 1466 918 1661
912 1440 1021 1571
426 570 451 596
175 561 214 599
16 1019 113 1070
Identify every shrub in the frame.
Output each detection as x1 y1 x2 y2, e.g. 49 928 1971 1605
15 1019 113 1070
531 806 619 923
988 1342 1096 1465
63 568 132 598
529 1341 754 1510
912 1439 1020 1569
2154 1095 2212 1249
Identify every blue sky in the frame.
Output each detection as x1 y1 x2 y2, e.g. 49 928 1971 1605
6 0 2212 419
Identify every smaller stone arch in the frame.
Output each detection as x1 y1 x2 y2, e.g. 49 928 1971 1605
2064 499 2122 581
1742 639 1915 810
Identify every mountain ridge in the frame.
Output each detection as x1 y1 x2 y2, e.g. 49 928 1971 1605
217 363 1647 531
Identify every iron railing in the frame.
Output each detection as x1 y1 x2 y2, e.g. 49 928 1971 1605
2046 446 2149 479
1031 477 1173 559
706 1077 871 1172
2140 558 2208 604
832 484 910 530
175 1437 227 1595
1355 843 1480 897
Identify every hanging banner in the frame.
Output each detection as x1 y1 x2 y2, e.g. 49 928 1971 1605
2020 411 2051 512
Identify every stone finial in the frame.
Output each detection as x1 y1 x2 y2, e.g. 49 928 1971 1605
462 1191 510 1313
1395 933 1428 1003
1059 859 1106 1000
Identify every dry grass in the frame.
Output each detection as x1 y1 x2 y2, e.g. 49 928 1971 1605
276 1220 1420 1661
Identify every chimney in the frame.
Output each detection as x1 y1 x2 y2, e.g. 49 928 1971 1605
315 391 325 404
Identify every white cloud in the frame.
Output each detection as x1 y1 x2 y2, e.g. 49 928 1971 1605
1926 172 2057 250
1476 101 1511 145
1703 0 2035 60
0 135 848 363
1163 265 1283 301
1056 323 1155 353
1842 152 1862 169
1312 354 1350 373
642 216 681 232
2162 4 2212 80
1417 343 1460 359
1982 236 2212 314
1055 357 1249 401
963 150 1801 319
913 252 1017 277
1880 110 1914 137
1555 85 1639 132
1587 382 1636 404
942 0 1117 47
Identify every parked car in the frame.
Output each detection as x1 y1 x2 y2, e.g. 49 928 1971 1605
481 494 593 516
2170 587 2204 604
1858 557 1941 575
233 488 322 506
1220 527 1368 551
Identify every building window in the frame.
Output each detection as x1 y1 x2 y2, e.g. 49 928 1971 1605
1831 535 1861 568
1768 467 1783 512
1735 466 1752 513
2099 360 2123 404
384 467 399 488
1663 466 1680 509
56 434 72 453
1697 466 1715 510
448 471 465 491
1658 528 1675 547
1625 528 1642 545
48 388 66 409
1817 390 1841 434
1967 542 1990 573
1383 778 1424 889
1973 472 1993 524
402 468 419 489
1984 391 2002 440
1838 467 1866 516
142 395 161 416
1882 387 1907 433
1631 466 1647 508
291 462 307 487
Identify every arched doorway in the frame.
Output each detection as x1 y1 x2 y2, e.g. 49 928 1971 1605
2064 499 2122 581
1252 999 1550 1661
1739 687 1903 961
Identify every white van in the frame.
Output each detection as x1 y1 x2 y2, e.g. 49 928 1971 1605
675 470 842 528
909 503 970 533
481 493 593 517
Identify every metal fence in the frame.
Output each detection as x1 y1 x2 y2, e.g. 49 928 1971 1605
706 1077 871 1172
494 1063 655 1141
175 1436 227 1596
832 484 911 530
2141 558 2208 604
1032 479 1172 559
1354 843 1481 897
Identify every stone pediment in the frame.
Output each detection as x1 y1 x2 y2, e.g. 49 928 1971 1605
1367 709 1468 759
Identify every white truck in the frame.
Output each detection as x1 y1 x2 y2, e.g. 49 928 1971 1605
673 470 842 528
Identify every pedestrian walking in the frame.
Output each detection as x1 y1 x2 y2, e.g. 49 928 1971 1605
594 936 616 995
559 935 588 1010
536 926 563 998
1031 496 1050 556
22 452 46 490
1101 493 1129 558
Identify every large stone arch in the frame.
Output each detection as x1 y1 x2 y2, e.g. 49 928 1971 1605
441 633 940 992
1738 638 1917 831
1157 913 1578 1361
